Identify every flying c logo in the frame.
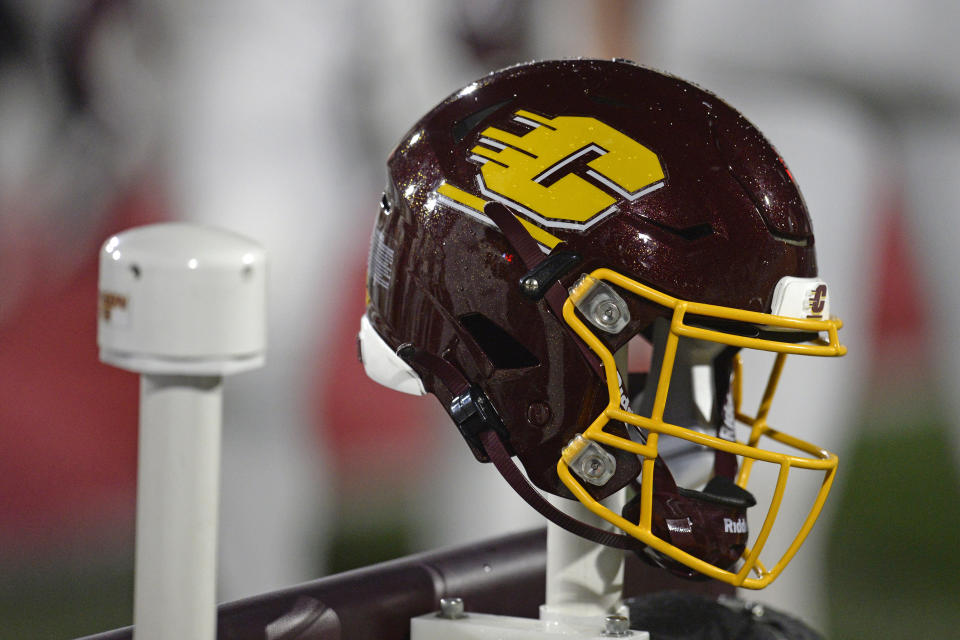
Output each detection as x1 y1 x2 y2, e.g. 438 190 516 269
435 109 665 250
807 284 827 318
471 110 665 228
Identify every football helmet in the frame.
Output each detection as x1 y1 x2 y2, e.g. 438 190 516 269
359 59 844 589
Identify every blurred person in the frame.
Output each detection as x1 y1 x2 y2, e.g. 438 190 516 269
156 0 362 599
157 0 616 599
0 0 168 635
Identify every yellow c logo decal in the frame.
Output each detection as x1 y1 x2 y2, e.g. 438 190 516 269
433 109 665 252
471 110 665 229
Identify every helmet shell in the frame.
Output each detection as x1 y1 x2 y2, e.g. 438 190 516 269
366 59 816 497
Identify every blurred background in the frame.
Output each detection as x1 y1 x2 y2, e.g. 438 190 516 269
1 1 958 637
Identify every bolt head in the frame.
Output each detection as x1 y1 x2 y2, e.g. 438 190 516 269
438 596 466 619
583 454 606 479
526 401 551 426
595 300 621 327
602 614 632 637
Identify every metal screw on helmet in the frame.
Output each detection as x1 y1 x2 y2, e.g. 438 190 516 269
596 299 622 327
564 435 616 486
438 597 466 619
602 614 632 637
517 250 582 300
521 276 540 295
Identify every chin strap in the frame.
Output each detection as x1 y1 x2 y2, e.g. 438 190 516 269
712 348 741 480
479 429 646 551
400 344 645 552
482 202 605 379
483 201 643 447
400 201 655 551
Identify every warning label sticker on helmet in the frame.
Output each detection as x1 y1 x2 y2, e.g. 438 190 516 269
369 229 395 290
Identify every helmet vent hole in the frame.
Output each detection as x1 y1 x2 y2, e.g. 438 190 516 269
635 217 714 242
451 98 514 142
676 223 714 241
459 313 539 370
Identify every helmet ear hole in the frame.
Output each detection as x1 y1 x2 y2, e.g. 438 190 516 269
458 313 539 370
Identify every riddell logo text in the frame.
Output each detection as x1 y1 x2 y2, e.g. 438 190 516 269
724 517 747 534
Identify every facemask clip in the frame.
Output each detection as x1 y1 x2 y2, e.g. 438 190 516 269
569 274 630 334
564 434 617 486
449 385 510 458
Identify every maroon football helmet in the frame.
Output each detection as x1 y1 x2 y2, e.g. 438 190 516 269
359 59 844 588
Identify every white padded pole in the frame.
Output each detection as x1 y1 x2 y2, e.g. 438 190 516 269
542 495 626 620
540 348 629 627
133 374 223 640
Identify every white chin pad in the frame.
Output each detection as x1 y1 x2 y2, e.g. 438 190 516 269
770 276 830 320
358 314 426 396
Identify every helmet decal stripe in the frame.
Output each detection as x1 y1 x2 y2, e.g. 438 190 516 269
436 182 487 214
513 109 555 128
477 174 620 231
477 137 508 151
513 115 547 129
435 182 562 251
435 191 496 227
469 145 508 164
585 168 665 201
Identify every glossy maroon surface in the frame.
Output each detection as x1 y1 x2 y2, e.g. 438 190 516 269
366 59 817 501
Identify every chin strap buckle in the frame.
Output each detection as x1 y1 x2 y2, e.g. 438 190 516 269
400 344 643 553
449 386 510 458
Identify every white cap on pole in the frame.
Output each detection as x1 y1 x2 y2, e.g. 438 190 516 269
98 223 266 640
98 222 266 376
